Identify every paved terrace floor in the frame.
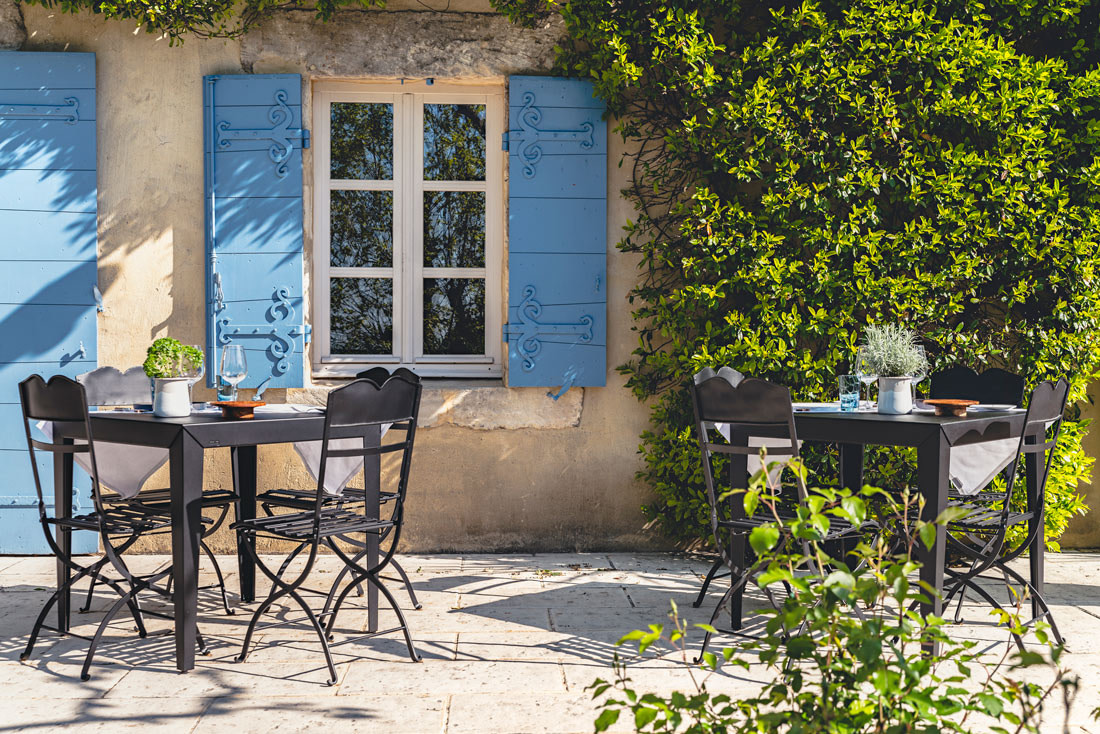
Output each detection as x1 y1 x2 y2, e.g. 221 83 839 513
0 552 1098 733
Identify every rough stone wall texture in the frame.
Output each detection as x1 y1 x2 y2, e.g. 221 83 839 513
241 10 563 78
0 0 25 49
17 6 662 553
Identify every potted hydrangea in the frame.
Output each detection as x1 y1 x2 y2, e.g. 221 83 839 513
860 324 927 414
143 338 204 417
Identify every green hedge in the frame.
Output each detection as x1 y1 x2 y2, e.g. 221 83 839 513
496 0 1100 548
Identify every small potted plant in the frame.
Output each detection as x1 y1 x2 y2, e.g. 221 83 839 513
143 338 204 417
860 324 927 414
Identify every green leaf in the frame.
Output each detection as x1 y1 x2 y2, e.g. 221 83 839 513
594 709 620 732
749 525 781 555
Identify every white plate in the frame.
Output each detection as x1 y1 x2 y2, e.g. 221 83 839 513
792 402 841 412
971 404 1019 412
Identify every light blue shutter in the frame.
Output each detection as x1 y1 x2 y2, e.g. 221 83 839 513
504 76 607 393
0 51 97 553
203 74 309 389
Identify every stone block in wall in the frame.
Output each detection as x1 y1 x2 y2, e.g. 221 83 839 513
0 0 25 50
240 9 563 77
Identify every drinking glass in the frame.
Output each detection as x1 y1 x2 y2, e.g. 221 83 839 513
219 345 248 401
838 374 860 412
856 346 877 408
910 345 928 402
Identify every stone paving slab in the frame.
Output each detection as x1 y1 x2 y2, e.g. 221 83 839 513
0 552 1096 733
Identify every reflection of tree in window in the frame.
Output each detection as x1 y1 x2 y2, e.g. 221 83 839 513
331 279 392 354
331 191 393 267
424 191 484 268
423 278 484 354
424 104 485 181
331 103 393 180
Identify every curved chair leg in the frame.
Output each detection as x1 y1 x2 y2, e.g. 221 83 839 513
275 541 309 581
200 539 234 615
22 567 89 661
236 586 293 664
695 585 736 664
389 560 421 610
77 557 110 614
999 564 1065 646
286 587 340 685
80 589 138 681
692 558 728 609
324 570 368 639
370 574 421 663
958 578 1026 651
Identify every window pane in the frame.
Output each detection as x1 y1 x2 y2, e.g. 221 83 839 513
424 191 485 268
330 278 393 354
331 190 393 267
423 104 485 181
423 278 485 355
331 102 393 180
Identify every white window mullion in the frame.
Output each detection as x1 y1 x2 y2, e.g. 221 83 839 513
411 94 427 363
390 92 406 362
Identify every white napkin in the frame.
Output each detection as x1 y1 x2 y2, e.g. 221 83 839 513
714 424 800 485
950 439 1019 496
35 421 168 500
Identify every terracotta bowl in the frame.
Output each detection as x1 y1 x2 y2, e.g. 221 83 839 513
211 400 266 420
923 399 979 417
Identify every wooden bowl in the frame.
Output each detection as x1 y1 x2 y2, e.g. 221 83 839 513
211 400 265 420
923 399 978 417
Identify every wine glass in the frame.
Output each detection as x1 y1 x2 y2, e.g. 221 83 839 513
910 345 928 403
219 345 248 401
856 346 877 409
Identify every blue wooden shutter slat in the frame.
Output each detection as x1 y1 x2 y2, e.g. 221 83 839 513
0 51 97 553
204 74 308 389
505 76 607 389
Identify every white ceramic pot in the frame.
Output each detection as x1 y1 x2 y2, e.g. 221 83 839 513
153 377 192 418
877 376 914 414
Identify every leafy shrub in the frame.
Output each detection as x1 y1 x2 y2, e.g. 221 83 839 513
590 476 1078 733
143 338 203 379
860 324 926 377
495 0 1099 546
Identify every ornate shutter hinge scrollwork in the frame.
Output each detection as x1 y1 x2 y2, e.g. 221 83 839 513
217 287 307 377
502 285 594 373
215 90 310 180
510 91 594 179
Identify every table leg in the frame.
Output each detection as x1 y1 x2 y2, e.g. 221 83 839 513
838 443 864 491
231 446 257 604
364 424 380 633
727 431 749 630
917 433 949 654
1024 432 1044 621
52 435 74 633
170 431 204 672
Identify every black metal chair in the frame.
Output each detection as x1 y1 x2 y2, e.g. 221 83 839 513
234 373 423 684
255 366 423 611
929 365 1026 407
943 379 1069 647
18 375 207 680
75 366 239 615
690 373 877 659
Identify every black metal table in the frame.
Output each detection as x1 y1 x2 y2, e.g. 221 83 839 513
724 409 1044 633
52 410 382 672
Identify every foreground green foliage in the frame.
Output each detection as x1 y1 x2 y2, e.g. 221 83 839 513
590 475 1077 732
20 0 384 42
495 0 1098 547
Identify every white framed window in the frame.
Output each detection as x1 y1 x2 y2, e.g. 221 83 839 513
312 81 504 378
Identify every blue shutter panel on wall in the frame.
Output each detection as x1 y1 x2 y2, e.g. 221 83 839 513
203 74 309 389
0 51 97 553
504 76 607 392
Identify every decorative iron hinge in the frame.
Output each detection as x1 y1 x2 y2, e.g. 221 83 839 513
0 98 80 123
509 91 594 179
215 89 309 179
217 287 306 376
502 285 593 372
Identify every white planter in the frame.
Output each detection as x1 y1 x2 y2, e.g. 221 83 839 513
153 377 192 418
877 376 914 415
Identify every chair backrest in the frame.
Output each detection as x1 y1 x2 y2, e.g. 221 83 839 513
78 366 152 405
18 375 105 515
929 366 1026 406
354 366 421 384
995 379 1070 537
314 374 422 557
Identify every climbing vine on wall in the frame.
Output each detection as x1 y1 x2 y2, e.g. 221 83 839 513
496 0 1100 547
